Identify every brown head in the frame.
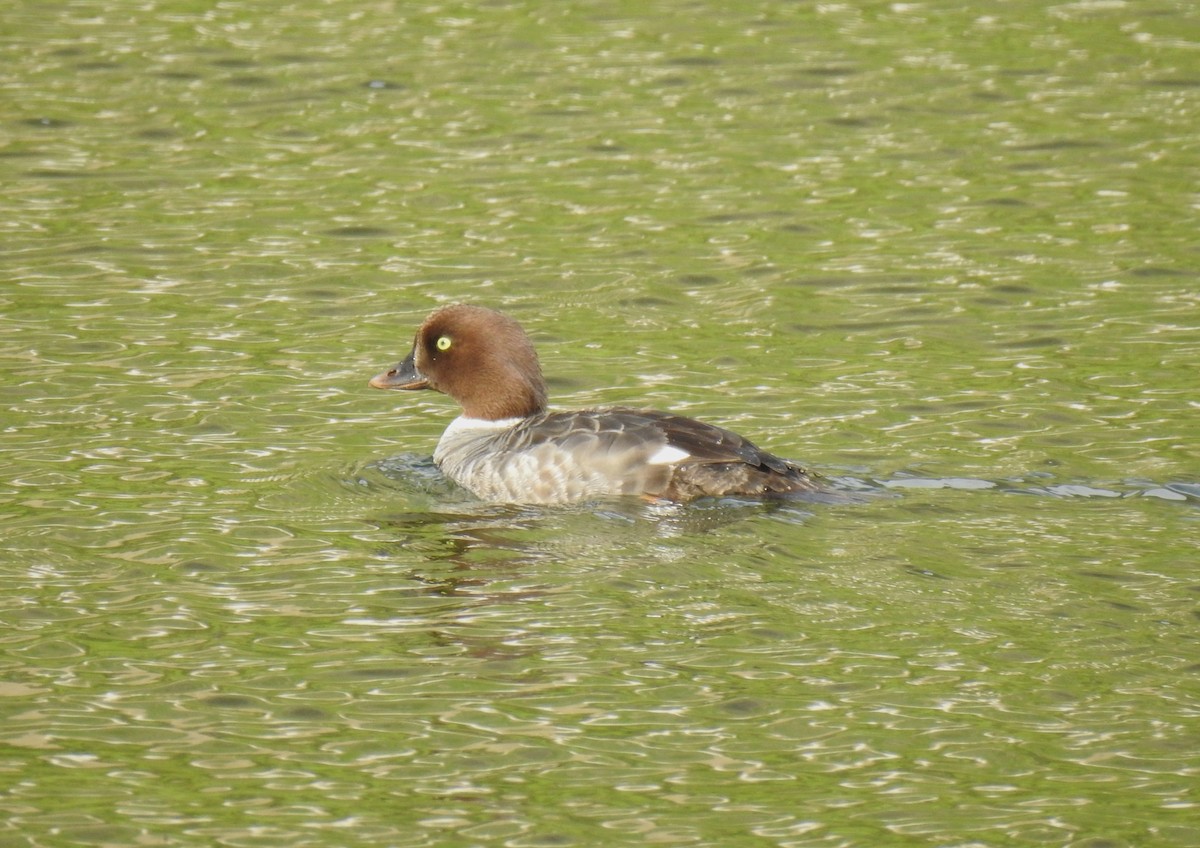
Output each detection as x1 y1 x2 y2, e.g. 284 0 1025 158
369 304 548 420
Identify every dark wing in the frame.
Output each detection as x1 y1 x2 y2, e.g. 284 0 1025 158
640 410 797 472
515 408 823 501
628 409 822 500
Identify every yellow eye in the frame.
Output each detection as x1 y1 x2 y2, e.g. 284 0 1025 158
435 335 452 352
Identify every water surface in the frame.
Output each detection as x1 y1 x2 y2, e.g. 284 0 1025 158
2 1 1198 846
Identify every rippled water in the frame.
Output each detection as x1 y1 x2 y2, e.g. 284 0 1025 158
3 1 1199 846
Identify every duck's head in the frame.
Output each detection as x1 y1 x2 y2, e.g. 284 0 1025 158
369 304 548 420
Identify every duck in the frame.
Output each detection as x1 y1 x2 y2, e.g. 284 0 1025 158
369 304 828 505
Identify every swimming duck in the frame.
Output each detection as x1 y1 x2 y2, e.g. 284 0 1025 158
369 304 826 504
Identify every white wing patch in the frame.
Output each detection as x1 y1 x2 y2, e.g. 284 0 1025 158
647 444 690 466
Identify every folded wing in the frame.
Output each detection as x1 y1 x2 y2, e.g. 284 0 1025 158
499 408 819 501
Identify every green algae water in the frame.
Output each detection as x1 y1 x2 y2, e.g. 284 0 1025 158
2 1 1198 846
